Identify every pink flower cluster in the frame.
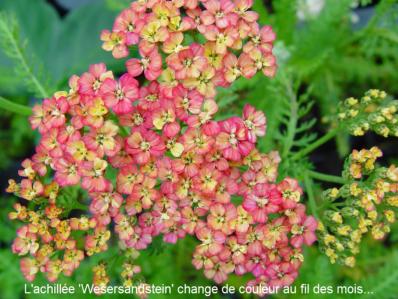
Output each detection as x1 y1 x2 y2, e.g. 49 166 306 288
101 0 277 97
7 0 316 292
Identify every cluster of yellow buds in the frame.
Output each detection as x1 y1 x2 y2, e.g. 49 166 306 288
338 89 398 137
120 249 142 287
93 263 110 291
91 248 142 291
318 147 398 267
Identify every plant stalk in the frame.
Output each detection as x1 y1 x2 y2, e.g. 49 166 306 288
307 170 346 185
303 171 319 219
282 78 299 159
291 127 339 161
0 96 32 116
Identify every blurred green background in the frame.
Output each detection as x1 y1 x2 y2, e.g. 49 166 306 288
0 0 398 298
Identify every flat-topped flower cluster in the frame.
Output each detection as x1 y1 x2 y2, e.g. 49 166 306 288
101 0 277 96
6 0 316 293
318 147 398 267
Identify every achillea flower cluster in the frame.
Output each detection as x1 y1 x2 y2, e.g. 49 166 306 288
101 0 278 94
318 147 398 267
6 0 316 293
338 89 398 137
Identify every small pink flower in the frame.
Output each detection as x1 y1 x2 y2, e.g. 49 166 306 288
242 104 266 142
101 30 129 58
278 177 303 209
216 118 253 161
207 203 237 234
129 177 159 210
222 53 245 83
244 25 276 54
290 216 317 248
244 47 277 78
125 226 152 250
19 179 44 201
265 262 297 288
116 165 144 194
201 0 238 29
167 44 207 80
183 66 217 96
40 128 63 158
126 129 166 164
203 256 235 283
80 158 110 192
138 81 163 111
83 121 119 157
194 165 221 194
186 100 218 132
202 26 239 54
126 46 162 80
196 225 226 255
243 183 282 223
113 8 145 45
54 156 81 186
114 214 134 240
100 74 139 114
234 0 259 23
173 151 203 177
90 191 123 216
79 63 114 95
12 226 39 256
214 176 238 203
162 32 185 54
20 258 39 282
180 127 213 154
173 85 204 121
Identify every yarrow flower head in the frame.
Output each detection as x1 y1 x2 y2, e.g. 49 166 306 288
318 147 398 267
6 0 316 294
338 89 398 137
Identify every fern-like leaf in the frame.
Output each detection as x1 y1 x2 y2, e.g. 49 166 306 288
0 11 51 99
274 74 318 159
360 251 398 299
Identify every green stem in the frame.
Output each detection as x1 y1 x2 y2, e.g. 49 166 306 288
291 127 339 161
303 171 319 219
307 170 346 185
0 96 31 115
282 78 298 159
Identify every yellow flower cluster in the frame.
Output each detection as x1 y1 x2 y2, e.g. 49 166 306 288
318 147 398 267
338 89 398 137
121 249 141 287
93 263 109 290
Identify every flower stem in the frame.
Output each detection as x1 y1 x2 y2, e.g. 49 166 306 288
282 79 299 159
0 96 32 116
307 170 346 185
303 171 319 219
291 127 339 161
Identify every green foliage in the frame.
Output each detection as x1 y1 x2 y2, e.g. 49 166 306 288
106 0 133 11
50 0 127 87
0 0 126 93
0 96 32 115
272 74 317 160
0 11 51 98
0 0 397 298
272 0 297 45
0 110 34 169
358 251 398 299
252 0 271 25
0 0 127 170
